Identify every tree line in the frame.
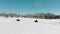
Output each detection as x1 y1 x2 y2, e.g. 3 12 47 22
0 13 60 19
21 13 60 19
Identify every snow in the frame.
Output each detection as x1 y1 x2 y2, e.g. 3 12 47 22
0 17 60 34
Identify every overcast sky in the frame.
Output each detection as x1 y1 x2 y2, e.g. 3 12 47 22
0 0 60 14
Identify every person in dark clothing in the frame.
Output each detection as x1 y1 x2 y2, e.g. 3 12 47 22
34 19 38 23
16 19 20 21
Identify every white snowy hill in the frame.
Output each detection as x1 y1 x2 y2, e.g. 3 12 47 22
0 17 60 34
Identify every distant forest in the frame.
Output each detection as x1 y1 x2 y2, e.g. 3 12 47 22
21 13 60 19
0 13 60 19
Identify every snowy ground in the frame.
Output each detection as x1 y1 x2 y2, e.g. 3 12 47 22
0 17 60 34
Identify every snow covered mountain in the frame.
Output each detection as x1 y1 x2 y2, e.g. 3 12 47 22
0 17 60 34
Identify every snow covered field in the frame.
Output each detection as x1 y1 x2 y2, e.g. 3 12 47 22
0 17 60 34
